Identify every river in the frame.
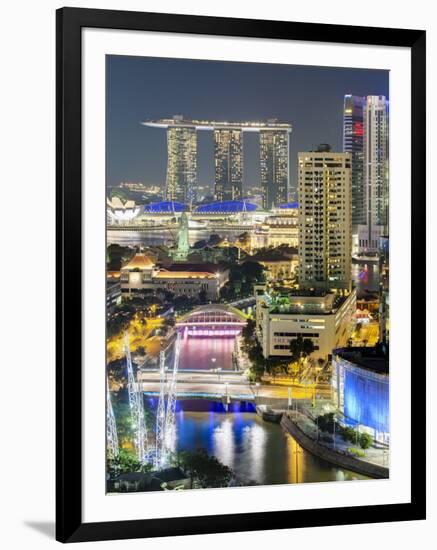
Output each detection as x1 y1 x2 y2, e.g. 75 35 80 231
108 228 247 247
178 333 236 371
351 260 380 298
146 398 368 486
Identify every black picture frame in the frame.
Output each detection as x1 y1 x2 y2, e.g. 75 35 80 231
56 7 426 543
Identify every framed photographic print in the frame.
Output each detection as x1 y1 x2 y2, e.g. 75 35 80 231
56 7 426 543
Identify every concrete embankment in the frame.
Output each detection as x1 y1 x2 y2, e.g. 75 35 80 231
281 414 389 479
256 405 283 423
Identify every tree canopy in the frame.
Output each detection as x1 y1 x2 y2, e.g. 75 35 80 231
289 334 316 362
107 448 153 478
176 449 233 488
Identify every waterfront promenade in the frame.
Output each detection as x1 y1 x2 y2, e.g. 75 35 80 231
281 410 389 479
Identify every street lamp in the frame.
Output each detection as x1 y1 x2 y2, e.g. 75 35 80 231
224 382 230 409
333 418 337 450
255 382 260 405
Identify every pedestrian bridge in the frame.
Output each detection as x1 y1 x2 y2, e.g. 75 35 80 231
176 304 247 328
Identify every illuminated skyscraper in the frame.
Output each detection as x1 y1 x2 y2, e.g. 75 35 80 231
165 120 197 204
379 236 389 344
260 129 290 209
343 95 365 226
358 95 389 251
143 118 292 208
214 129 243 201
298 147 352 291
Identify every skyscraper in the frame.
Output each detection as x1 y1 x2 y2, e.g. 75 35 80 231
143 117 292 208
298 147 352 291
165 122 197 205
214 129 243 201
358 95 389 251
343 95 365 226
260 129 290 209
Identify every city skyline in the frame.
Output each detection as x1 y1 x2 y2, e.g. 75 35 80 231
106 56 389 194
106 55 390 493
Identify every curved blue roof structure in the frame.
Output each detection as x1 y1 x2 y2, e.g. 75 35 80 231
144 201 186 213
278 201 298 209
195 200 258 213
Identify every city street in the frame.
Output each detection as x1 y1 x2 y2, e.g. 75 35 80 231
351 320 379 346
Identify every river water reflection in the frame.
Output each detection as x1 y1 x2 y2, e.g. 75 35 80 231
147 399 368 486
178 334 236 371
108 228 246 247
351 260 380 298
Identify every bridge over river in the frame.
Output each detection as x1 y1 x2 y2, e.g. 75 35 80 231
172 304 247 372
176 304 248 336
139 369 332 406
139 304 331 405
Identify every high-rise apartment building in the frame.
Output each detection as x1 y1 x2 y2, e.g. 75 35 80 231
298 147 352 291
343 95 365 226
165 121 197 204
260 129 290 209
214 129 243 201
359 95 389 251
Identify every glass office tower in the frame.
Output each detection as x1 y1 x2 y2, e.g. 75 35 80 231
362 95 389 250
343 95 365 226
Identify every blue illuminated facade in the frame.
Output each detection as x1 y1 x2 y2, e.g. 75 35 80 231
278 201 298 209
144 201 186 213
195 200 258 213
144 199 263 214
332 348 389 442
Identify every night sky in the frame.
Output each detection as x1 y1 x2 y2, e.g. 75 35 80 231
106 55 389 196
